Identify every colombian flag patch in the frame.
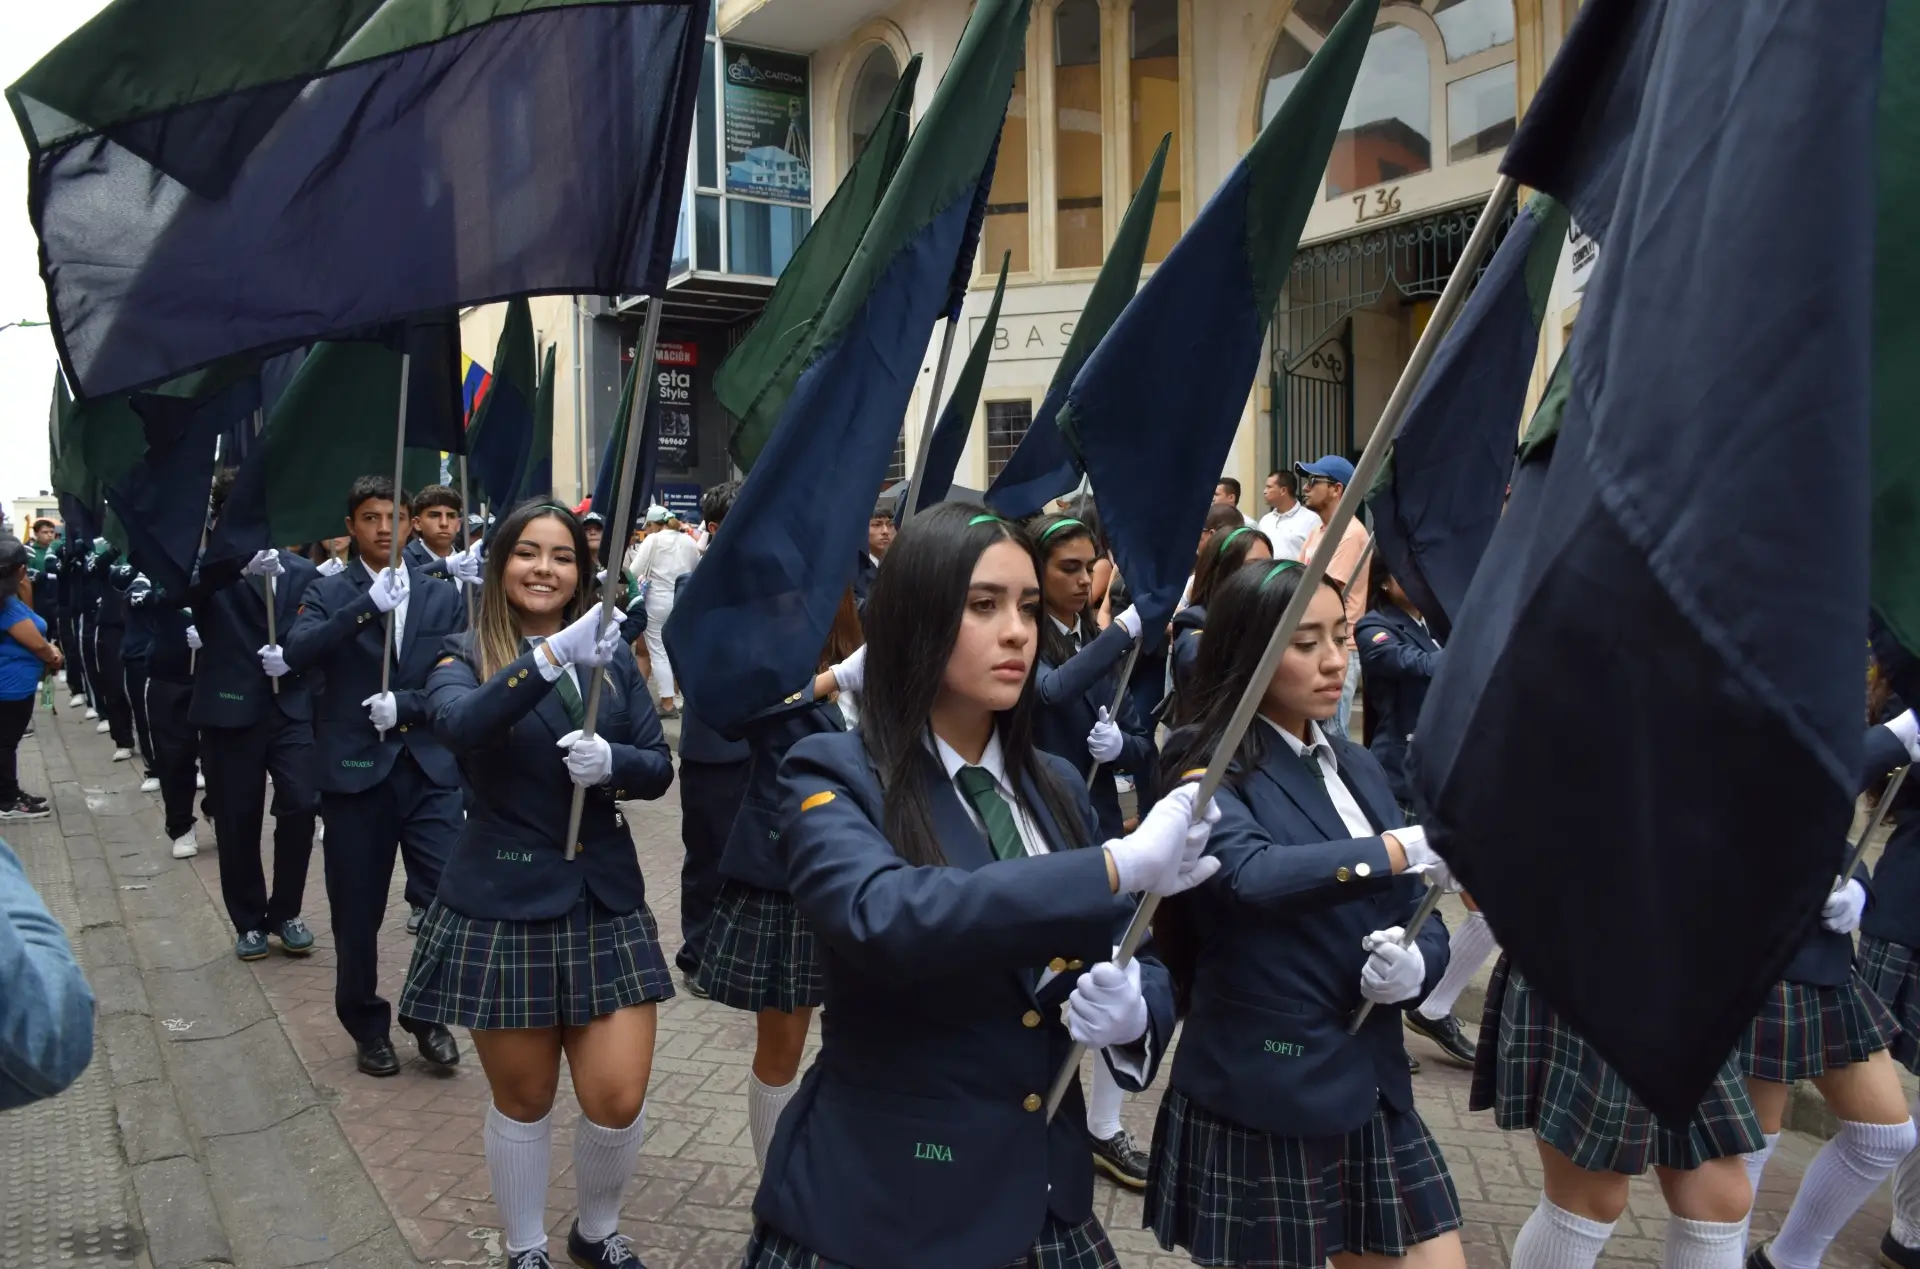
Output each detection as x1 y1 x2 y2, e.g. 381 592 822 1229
1371 631 1391 644
800 791 836 813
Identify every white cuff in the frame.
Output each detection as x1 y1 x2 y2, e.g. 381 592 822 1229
1103 1029 1153 1083
533 643 565 682
1392 825 1436 870
1888 710 1920 756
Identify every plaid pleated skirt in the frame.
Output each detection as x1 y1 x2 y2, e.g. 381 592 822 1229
738 1216 1121 1269
695 879 825 1014
1860 935 1920 1073
398 895 674 1030
1736 973 1895 1084
1470 956 1763 1173
1144 1087 1461 1269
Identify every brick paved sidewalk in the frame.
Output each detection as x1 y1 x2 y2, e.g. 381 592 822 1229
157 768 1890 1268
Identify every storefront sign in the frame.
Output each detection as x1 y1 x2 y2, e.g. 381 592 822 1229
653 341 698 470
723 46 811 206
966 311 1081 363
656 482 703 525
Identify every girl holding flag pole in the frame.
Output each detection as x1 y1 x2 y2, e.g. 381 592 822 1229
742 503 1212 1269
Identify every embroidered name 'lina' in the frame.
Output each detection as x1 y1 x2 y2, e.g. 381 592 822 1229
913 1143 953 1163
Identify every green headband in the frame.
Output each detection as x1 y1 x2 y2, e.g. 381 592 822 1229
969 513 1006 527
1040 517 1087 541
1217 525 1256 553
1260 560 1304 589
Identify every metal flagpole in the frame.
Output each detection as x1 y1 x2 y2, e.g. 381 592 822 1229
1842 765 1909 882
458 453 476 627
564 298 666 861
1043 174 1519 1120
191 435 225 676
378 354 413 729
1087 639 1142 792
901 318 960 523
253 407 282 696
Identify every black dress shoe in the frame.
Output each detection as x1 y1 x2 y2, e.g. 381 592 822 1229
1408 1054 1422 1074
402 1020 461 1068
1883 1232 1920 1269
356 1036 400 1077
1405 1010 1478 1067
1090 1128 1150 1189
1749 1242 1777 1269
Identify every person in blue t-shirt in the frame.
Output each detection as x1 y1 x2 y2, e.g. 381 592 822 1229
0 539 62 820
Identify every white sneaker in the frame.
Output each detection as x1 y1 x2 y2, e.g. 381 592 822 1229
315 820 325 843
95 721 111 734
68 694 85 709
171 833 198 859
56 671 67 686
85 707 98 720
139 777 160 793
112 748 133 762
195 772 205 790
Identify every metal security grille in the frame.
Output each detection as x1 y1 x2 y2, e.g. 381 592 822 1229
985 400 1035 480
1276 321 1354 470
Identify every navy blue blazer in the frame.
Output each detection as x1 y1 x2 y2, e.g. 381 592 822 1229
1168 604 1206 709
283 564 466 796
851 552 878 612
1034 621 1155 841
427 634 674 920
759 730 1175 1269
1863 722 1920 948
718 693 849 892
1779 723 1903 984
1354 605 1443 804
1171 728 1448 1139
678 698 751 765
183 551 319 729
402 538 452 578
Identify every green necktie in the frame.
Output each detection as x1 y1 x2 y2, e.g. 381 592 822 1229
955 766 1026 862
1301 746 1327 782
528 639 587 729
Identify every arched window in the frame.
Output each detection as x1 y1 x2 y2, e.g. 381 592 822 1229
1053 0 1104 270
1131 0 1183 263
981 66 1031 274
1258 0 1516 209
846 45 902 172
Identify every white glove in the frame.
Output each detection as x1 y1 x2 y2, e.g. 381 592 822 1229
1392 826 1455 891
1888 710 1920 763
1106 782 1222 897
445 545 485 587
185 625 202 651
258 644 289 677
369 566 410 614
363 692 397 733
544 607 625 668
316 557 346 577
1086 707 1124 763
1360 928 1427 1004
1114 605 1142 640
1066 960 1149 1050
244 549 284 578
1823 878 1867 934
830 645 867 695
556 729 614 788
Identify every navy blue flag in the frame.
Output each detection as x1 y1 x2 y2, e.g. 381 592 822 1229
466 299 537 513
113 376 257 593
1409 0 1882 1125
1056 1 1374 638
665 0 1029 736
14 0 704 399
1366 193 1566 640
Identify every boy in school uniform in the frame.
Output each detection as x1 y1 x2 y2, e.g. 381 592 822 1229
403 484 464 578
283 476 465 1077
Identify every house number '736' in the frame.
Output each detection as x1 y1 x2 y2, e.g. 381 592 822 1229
1354 186 1403 223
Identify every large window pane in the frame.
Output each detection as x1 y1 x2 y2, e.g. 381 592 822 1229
1432 0 1514 60
1054 0 1104 269
1260 30 1312 128
981 69 1030 274
1325 24 1431 198
986 400 1035 479
696 42 718 188
695 194 721 271
727 200 813 277
1131 0 1183 263
1446 61 1516 161
847 45 902 172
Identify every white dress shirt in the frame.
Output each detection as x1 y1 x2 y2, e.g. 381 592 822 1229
1258 503 1319 562
362 559 407 658
1261 717 1377 840
930 729 1047 857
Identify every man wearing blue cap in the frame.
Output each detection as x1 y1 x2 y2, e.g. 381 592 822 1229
1296 454 1370 736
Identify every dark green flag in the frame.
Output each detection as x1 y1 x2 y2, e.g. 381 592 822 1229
718 55 923 471
466 298 537 509
1873 0 1920 659
517 342 557 504
911 252 1011 513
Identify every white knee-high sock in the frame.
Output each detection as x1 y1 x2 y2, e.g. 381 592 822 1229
572 1106 646 1243
1892 1099 1920 1248
1087 1059 1125 1141
1772 1118 1918 1269
748 1073 799 1173
1661 1216 1748 1269
1418 910 1499 1021
1744 1132 1781 1199
485 1106 553 1256
1511 1196 1616 1269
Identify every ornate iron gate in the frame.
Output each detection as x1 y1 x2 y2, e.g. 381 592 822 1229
1275 321 1353 469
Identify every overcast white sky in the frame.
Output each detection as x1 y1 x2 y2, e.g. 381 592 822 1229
0 2 112 508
